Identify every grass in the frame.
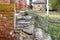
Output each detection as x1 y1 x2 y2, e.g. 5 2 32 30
30 10 60 17
44 24 60 40
16 10 60 40
33 11 60 40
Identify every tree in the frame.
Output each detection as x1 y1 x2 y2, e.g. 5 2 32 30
50 0 60 10
29 0 32 6
29 0 33 9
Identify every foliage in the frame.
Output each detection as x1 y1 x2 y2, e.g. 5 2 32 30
29 0 32 6
34 14 60 40
50 0 60 10
29 0 33 9
24 11 29 16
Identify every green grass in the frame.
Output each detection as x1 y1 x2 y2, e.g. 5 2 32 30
44 24 60 40
30 10 60 40
34 14 60 40
30 10 60 17
30 10 46 13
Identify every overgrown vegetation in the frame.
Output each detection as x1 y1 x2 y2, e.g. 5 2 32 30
24 11 29 16
50 0 60 11
34 14 60 40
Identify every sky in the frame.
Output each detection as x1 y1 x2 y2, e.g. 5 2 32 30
27 0 36 5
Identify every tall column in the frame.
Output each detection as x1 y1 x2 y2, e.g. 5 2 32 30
47 0 49 16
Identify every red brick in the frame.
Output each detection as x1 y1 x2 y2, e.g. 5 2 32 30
0 0 27 11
